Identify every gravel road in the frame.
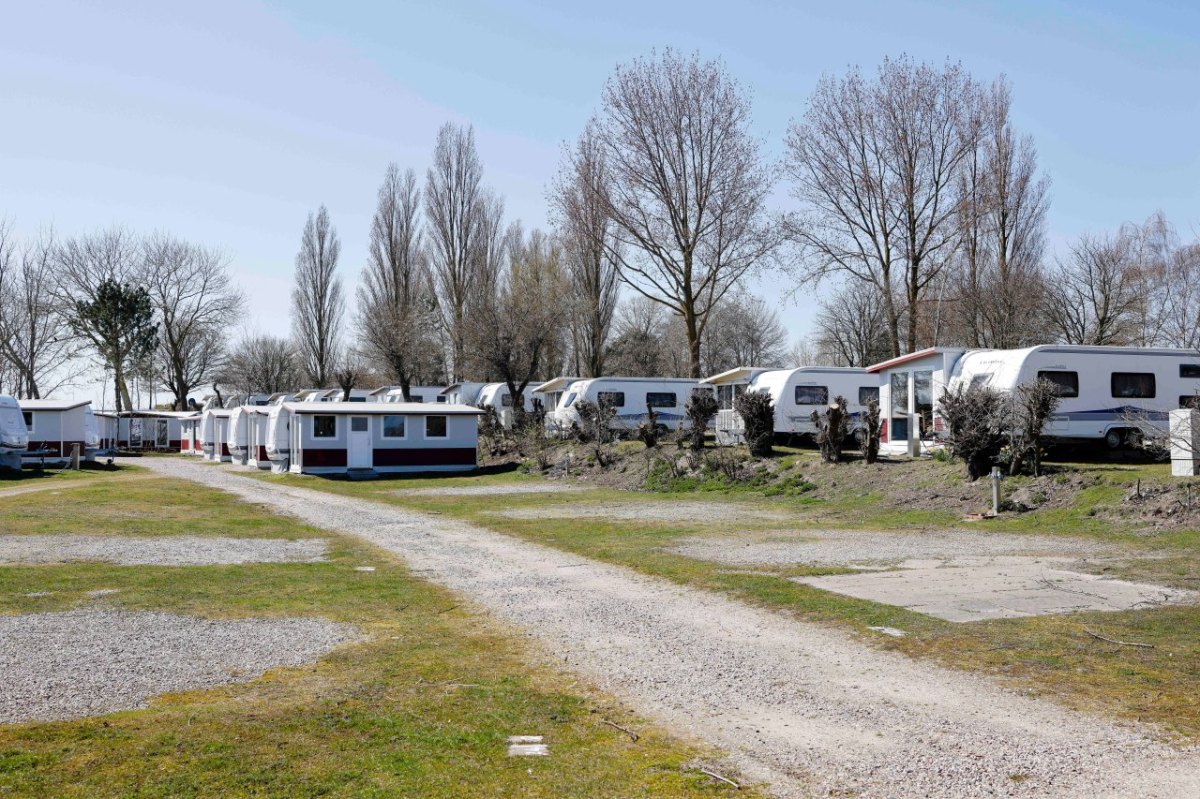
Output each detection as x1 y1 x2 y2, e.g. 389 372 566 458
0 534 328 566
138 458 1200 798
0 609 354 723
394 483 588 496
493 499 790 523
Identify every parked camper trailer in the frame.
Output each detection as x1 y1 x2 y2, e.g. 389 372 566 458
945 345 1200 448
0 395 30 470
547 378 709 435
702 367 880 445
372 386 448 404
531 377 580 416
245 395 293 469
282 401 483 475
18 399 101 464
265 403 293 472
440 382 487 406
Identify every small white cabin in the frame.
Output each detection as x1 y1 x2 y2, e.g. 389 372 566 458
440 382 487 406
181 415 202 456
701 366 880 446
867 348 966 456
282 401 483 475
547 377 709 435
0 395 30 470
118 410 196 451
945 345 1200 448
371 385 449 405
18 399 100 464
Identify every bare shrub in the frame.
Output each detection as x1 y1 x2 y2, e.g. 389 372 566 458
859 399 882 464
940 385 1006 480
734 391 775 457
1004 378 1061 476
686 391 719 451
811 395 849 464
636 406 659 448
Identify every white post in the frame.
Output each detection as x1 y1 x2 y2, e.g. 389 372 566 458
990 466 1002 515
1169 408 1200 477
907 370 920 457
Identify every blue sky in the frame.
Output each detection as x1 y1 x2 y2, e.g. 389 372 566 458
2 0 1197 400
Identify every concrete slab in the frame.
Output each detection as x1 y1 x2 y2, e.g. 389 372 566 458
793 557 1194 623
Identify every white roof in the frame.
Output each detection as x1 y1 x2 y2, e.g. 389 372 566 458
18 399 91 411
283 401 483 415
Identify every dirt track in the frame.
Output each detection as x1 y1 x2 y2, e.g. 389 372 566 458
140 458 1200 798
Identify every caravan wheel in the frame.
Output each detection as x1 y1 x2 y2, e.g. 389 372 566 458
1104 429 1124 450
852 428 866 445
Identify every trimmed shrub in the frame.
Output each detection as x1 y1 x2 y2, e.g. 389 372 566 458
734 391 775 457
939 385 1006 480
859 398 881 464
811 394 849 464
685 391 719 451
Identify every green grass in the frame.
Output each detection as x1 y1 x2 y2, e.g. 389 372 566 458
0 472 755 798
253 453 1200 741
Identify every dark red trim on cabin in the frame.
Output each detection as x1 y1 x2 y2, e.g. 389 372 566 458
220 443 230 457
255 445 269 462
26 440 87 457
303 448 348 467
373 447 477 467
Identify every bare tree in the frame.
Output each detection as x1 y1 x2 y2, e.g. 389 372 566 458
1125 212 1200 348
55 227 148 410
588 49 780 377
0 224 77 398
550 124 622 377
221 333 304 396
142 233 242 409
1043 231 1143 345
425 123 494 381
605 296 667 377
468 227 568 419
786 56 983 357
291 206 344 387
813 284 894 367
358 164 442 396
701 293 789 372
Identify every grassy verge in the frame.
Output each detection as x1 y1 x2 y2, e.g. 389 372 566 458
247 454 1200 742
0 472 755 798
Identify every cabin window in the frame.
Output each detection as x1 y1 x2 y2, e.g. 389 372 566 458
1112 372 1155 399
425 415 448 438
350 416 368 433
313 415 336 438
646 392 677 409
409 394 424 404
969 374 992 390
349 396 366 403
794 385 829 405
1037 370 1080 398
858 386 879 406
501 394 513 407
597 391 625 408
382 415 406 438
22 411 32 432
890 373 908 410
1181 365 1200 378
1179 395 1200 410
436 396 446 403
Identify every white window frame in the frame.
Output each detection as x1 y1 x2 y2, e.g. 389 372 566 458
424 414 448 439
382 414 407 439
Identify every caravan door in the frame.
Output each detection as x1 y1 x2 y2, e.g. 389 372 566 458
348 416 372 468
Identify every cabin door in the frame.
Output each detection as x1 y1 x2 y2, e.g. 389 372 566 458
348 416 372 468
129 419 143 448
155 419 169 448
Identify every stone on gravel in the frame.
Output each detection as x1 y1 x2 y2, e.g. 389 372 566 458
0 534 328 566
0 609 355 723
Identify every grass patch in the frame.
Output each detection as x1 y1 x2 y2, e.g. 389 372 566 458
0 470 752 798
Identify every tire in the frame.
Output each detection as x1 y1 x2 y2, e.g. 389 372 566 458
1126 428 1143 449
853 428 866 445
1104 429 1124 450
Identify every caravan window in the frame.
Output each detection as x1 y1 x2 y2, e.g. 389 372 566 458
1038 370 1080 398
563 392 578 408
1181 365 1200 378
349 396 366 403
425 415 448 438
383 415 406 437
21 411 32 432
501 394 513 408
858 386 879 406
1112 372 1155 399
436 396 446 403
794 385 829 405
313 415 336 438
1179 396 1200 410
969 374 992 390
646 392 677 409
597 391 625 408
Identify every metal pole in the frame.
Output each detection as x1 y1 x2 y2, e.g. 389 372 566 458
990 467 1001 516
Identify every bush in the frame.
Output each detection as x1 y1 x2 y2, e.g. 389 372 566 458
573 397 617 465
1005 378 1061 477
685 391 719 451
636 406 660 448
939 385 1006 480
734 391 775 457
859 398 882 464
811 394 849 464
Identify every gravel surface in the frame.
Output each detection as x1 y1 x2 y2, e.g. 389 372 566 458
671 529 1120 567
139 458 1200 799
0 609 354 723
395 483 588 496
493 499 789 523
0 534 328 566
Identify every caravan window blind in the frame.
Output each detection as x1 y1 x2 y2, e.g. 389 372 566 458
597 391 625 408
1181 365 1200 378
1111 372 1155 399
646 392 677 408
794 385 829 405
1037 370 1079 398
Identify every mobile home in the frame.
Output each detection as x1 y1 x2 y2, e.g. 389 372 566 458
282 401 483 475
18 399 101 464
867 348 966 456
180 414 202 455
546 377 709 436
701 367 880 446
200 407 233 462
369 385 448 404
945 345 1200 448
117 410 196 451
0 395 30 470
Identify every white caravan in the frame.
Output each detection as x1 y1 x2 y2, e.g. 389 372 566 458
265 403 294 473
944 345 1200 448
531 377 580 415
227 406 250 465
374 386 448 404
440 382 487 406
547 377 708 435
441 382 536 428
0 395 29 470
702 366 880 446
